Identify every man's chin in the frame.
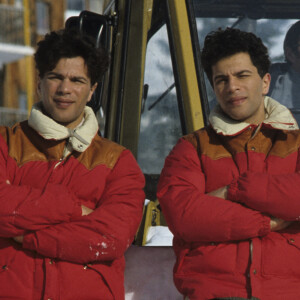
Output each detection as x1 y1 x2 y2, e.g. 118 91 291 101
52 115 73 126
53 115 83 129
224 111 247 122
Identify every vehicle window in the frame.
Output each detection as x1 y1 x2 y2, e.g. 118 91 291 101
192 12 299 123
137 25 182 175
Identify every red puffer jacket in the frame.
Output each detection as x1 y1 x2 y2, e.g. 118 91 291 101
158 97 300 300
0 120 144 300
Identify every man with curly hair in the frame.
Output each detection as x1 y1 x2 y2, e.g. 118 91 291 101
0 29 144 299
158 27 300 300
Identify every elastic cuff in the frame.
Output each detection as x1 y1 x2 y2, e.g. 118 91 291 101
71 197 82 220
22 232 35 250
227 177 239 202
258 215 271 236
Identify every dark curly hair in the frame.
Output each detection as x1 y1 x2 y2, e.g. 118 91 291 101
34 29 109 86
201 27 270 85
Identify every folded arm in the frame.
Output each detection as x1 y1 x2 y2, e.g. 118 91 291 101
18 150 145 264
13 204 92 243
227 153 300 221
209 186 291 232
157 138 271 244
0 137 82 237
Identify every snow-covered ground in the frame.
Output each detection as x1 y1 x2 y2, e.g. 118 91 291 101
145 226 173 246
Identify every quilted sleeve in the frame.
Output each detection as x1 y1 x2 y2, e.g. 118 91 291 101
157 138 270 243
228 148 300 221
0 133 82 237
22 150 145 264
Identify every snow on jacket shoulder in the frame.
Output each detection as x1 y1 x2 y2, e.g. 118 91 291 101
157 97 300 300
0 109 145 300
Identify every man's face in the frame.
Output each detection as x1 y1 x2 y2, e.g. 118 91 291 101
38 56 97 129
212 52 270 124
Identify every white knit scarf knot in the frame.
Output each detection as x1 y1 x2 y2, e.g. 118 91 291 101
28 102 99 157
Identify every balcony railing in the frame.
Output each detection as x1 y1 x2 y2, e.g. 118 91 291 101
0 4 25 45
0 4 34 65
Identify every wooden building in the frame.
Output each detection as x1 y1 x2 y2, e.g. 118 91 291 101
0 0 99 126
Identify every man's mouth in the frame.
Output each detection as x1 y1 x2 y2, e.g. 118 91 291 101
54 99 74 108
228 97 246 106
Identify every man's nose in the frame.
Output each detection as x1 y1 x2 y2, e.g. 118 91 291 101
57 79 71 94
226 77 239 92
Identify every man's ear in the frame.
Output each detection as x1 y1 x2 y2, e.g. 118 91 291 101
87 82 98 103
262 72 271 95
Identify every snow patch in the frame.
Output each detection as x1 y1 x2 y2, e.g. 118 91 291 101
101 242 108 249
145 226 173 246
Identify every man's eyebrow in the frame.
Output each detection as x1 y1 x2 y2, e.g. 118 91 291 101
213 69 253 81
70 75 89 82
236 69 253 75
46 71 62 77
46 72 88 82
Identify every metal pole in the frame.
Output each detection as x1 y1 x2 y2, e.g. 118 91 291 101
23 0 34 113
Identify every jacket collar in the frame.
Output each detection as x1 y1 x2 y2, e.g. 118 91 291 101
28 102 99 154
209 96 298 136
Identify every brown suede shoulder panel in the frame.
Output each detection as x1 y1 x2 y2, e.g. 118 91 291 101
77 135 125 170
183 127 232 160
1 121 65 166
267 129 300 158
183 126 300 160
0 122 125 170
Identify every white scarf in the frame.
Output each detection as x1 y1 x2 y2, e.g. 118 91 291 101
28 102 99 158
209 96 298 136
